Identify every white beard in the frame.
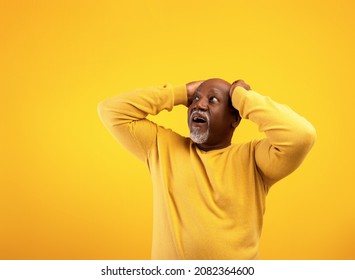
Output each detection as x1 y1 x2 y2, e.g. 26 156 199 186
190 126 209 144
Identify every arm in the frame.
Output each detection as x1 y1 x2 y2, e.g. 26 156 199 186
98 84 187 161
230 80 316 188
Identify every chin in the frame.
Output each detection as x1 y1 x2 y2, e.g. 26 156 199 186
190 131 209 144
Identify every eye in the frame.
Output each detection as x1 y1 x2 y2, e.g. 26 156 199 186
193 95 200 101
209 96 218 103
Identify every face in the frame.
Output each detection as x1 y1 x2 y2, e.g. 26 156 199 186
188 79 240 150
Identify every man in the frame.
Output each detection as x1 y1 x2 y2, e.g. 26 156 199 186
98 78 316 259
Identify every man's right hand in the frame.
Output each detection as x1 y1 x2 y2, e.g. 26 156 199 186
186 80 205 106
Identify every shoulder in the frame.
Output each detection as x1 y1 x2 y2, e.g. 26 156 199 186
228 139 263 154
221 140 263 164
156 125 190 148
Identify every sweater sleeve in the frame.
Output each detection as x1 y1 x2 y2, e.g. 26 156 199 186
231 86 316 188
98 84 187 162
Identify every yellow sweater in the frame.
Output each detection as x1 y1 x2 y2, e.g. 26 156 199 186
98 84 316 259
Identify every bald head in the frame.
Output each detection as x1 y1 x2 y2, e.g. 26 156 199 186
196 78 231 96
195 78 237 114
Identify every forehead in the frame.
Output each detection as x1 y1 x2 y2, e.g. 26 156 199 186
196 82 230 100
197 80 230 94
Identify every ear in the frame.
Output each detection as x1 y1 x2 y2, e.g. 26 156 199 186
232 114 241 128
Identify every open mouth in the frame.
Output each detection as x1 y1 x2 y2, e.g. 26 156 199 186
190 111 209 125
192 116 207 123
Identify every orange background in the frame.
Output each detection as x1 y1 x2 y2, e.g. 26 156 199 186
1 0 354 259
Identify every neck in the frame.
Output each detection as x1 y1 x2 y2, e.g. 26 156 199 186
196 141 231 151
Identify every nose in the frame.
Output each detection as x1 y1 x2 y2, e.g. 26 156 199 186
195 97 208 110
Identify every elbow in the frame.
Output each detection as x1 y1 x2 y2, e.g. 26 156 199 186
297 122 317 152
305 122 317 146
97 97 129 129
97 101 106 124
97 100 113 128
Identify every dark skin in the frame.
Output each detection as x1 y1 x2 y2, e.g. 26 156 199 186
186 78 251 151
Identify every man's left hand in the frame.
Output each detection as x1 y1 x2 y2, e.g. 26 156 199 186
229 80 251 98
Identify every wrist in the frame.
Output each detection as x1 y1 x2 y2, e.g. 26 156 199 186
174 84 188 106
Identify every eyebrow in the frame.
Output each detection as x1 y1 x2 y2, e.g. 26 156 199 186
209 88 225 96
195 88 224 95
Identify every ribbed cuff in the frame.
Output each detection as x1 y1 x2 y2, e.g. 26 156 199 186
231 86 248 113
173 84 188 106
